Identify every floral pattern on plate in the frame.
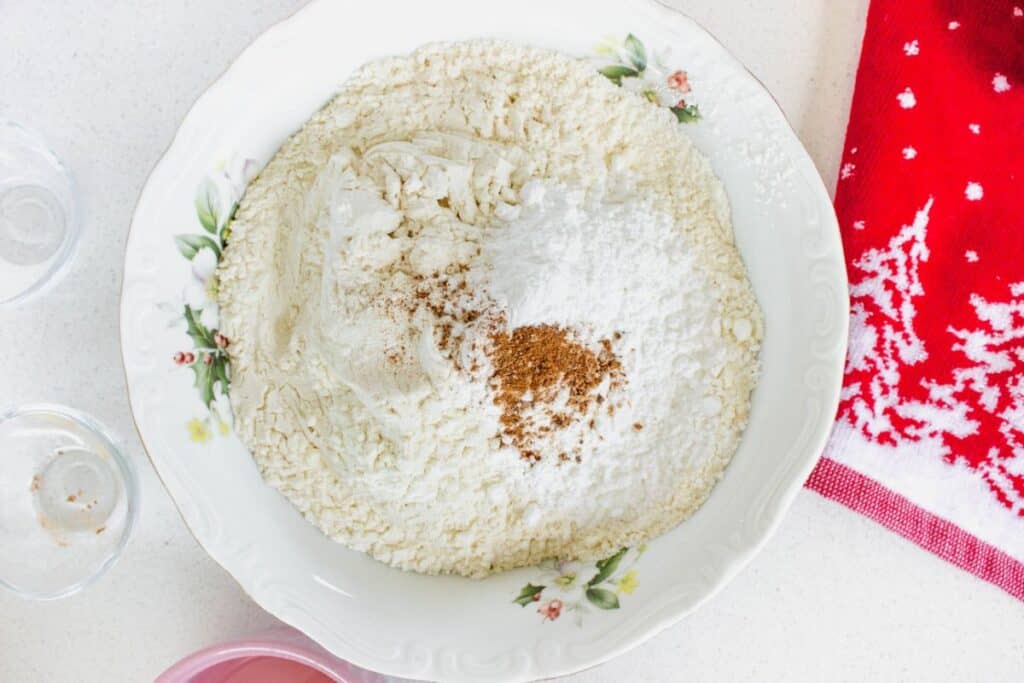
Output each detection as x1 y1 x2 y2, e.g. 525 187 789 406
513 545 644 624
595 33 700 122
168 36 694 444
171 159 256 441
120 1 848 677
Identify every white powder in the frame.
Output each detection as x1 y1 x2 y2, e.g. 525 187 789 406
218 41 762 577
473 181 726 462
484 180 708 331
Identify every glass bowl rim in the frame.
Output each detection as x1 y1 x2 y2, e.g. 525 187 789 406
0 119 81 309
0 402 139 600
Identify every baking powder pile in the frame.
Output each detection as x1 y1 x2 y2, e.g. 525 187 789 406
217 41 762 577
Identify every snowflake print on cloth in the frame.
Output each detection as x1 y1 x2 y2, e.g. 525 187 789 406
951 290 1024 513
810 0 1024 599
841 197 1024 516
843 199 934 441
897 87 917 108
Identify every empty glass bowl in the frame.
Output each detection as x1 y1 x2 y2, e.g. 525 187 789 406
0 120 79 307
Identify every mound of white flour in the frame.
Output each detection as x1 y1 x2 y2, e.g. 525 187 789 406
218 41 762 577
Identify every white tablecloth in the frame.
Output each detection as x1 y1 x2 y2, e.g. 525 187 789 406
2 1 1020 680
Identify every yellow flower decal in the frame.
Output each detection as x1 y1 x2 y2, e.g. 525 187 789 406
616 569 639 595
514 546 641 622
594 35 619 57
205 274 219 300
187 418 212 443
554 572 576 586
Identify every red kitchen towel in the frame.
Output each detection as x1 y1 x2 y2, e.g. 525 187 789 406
805 0 1024 599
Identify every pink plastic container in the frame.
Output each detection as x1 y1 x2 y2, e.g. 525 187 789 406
155 627 394 683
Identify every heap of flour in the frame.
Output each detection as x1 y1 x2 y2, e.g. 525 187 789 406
218 41 762 577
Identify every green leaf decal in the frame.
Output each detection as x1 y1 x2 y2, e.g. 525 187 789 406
585 587 620 610
174 234 221 260
183 305 216 350
223 201 239 237
671 104 701 123
514 583 545 607
212 356 230 393
624 33 647 72
598 64 639 86
195 179 220 234
587 547 628 586
190 356 215 408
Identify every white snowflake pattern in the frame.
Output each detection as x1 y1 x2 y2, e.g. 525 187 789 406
844 199 933 437
969 123 981 135
965 182 984 201
844 199 1024 515
993 73 1011 93
1015 6 1023 17
948 20 961 30
903 40 920 56
850 146 859 155
947 290 1024 514
843 201 1019 450
853 220 866 231
902 146 918 160
897 88 917 109
841 162 856 180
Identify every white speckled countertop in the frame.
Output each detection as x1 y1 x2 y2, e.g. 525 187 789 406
2 1 1021 680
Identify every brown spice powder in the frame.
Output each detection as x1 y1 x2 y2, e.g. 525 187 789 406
487 324 622 462
411 268 625 464
409 270 497 373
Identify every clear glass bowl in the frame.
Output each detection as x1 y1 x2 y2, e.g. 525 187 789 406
0 404 138 600
0 120 80 308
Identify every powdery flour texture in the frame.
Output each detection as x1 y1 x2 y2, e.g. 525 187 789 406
218 42 762 577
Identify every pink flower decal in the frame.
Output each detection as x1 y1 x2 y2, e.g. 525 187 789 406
596 35 701 123
538 599 563 622
667 69 691 93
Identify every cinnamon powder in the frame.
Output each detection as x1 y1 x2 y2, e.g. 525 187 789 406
487 324 622 461
409 271 626 463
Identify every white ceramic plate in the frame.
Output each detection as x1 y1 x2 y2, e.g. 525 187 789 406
121 1 847 680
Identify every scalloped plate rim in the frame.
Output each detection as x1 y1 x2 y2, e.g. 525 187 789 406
120 1 848 680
